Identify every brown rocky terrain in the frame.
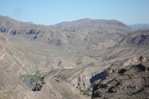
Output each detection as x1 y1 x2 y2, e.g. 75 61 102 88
92 60 149 99
0 33 89 99
91 29 149 99
0 15 149 99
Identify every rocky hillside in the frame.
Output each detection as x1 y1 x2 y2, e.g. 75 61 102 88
0 33 90 99
92 60 149 99
91 29 149 99
125 29 149 45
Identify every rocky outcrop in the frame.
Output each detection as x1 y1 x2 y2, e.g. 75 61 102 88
32 77 45 92
0 27 8 32
92 61 149 99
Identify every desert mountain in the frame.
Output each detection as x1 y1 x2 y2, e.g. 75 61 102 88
51 18 130 30
0 15 149 99
0 15 133 52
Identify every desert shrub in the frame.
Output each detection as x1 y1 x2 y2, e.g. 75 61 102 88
80 89 92 96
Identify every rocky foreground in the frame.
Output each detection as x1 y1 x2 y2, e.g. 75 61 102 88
92 60 149 99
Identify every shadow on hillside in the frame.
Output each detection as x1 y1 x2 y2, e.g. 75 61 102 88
90 71 108 84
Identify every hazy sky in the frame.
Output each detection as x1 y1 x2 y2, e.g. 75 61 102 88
0 0 149 25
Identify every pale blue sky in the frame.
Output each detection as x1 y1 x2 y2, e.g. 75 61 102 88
0 0 149 25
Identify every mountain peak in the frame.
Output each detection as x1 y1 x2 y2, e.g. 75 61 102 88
53 18 130 30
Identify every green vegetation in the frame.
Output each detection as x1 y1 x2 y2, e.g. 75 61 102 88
30 74 41 83
104 55 116 61
20 71 42 87
30 71 41 83
80 89 92 96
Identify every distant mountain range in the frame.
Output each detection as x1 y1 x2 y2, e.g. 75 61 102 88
129 24 149 30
